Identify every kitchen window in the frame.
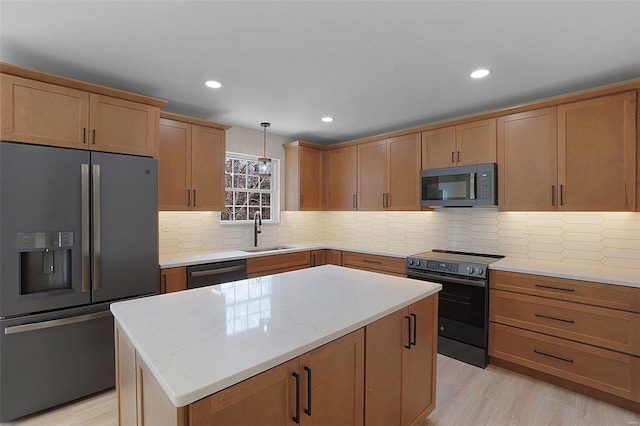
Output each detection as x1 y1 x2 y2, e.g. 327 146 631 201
221 153 279 223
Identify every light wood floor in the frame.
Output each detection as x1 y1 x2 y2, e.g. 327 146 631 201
3 355 639 425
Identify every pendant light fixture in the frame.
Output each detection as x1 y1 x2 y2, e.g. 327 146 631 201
258 122 272 178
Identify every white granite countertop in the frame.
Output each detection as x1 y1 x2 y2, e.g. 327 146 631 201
159 242 423 268
111 265 441 407
490 257 640 288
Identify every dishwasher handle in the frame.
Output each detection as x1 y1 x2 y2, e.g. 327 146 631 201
190 265 246 278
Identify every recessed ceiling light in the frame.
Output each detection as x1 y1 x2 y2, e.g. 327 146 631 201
470 69 490 79
321 116 334 123
204 80 222 89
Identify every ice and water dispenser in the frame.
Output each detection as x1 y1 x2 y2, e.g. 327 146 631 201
17 232 73 294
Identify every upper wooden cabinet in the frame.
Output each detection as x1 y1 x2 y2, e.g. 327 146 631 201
558 91 636 211
285 141 325 211
357 134 421 211
498 92 636 211
422 118 496 169
497 107 558 210
158 113 228 211
326 145 357 210
1 69 164 157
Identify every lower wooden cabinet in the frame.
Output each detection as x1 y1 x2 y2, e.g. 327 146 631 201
365 296 437 426
160 267 187 293
326 249 343 266
310 249 327 267
246 251 311 278
342 251 406 276
489 270 640 405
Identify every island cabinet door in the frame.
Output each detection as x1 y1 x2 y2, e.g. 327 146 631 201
364 295 438 426
189 358 300 426
298 328 365 426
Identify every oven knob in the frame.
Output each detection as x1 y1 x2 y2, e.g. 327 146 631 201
408 259 413 265
415 260 421 266
475 267 483 275
466 266 474 275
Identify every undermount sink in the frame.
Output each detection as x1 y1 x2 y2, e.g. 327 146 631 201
240 245 294 253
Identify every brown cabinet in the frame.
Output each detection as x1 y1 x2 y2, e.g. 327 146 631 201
557 91 636 211
1 73 160 157
326 249 343 266
285 141 325 211
326 145 357 210
158 113 227 211
342 252 406 277
489 270 640 404
311 249 326 267
365 295 437 426
498 92 637 211
160 267 187 294
497 107 558 210
246 251 311 278
172 329 364 426
421 118 496 169
357 134 421 211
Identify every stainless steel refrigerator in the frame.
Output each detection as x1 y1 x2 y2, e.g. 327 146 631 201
0 141 158 421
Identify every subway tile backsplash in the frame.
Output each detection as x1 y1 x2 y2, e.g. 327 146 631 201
159 209 640 269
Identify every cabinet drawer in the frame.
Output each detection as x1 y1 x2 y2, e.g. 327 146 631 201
246 251 310 276
490 270 640 312
490 290 640 355
342 252 405 276
489 323 640 402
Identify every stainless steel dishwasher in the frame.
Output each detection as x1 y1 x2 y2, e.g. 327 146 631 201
186 259 247 289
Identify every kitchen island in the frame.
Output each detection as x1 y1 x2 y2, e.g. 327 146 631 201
111 265 441 425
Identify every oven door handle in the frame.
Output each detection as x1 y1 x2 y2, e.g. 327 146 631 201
406 270 486 287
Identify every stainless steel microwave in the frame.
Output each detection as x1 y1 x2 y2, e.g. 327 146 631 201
420 163 496 207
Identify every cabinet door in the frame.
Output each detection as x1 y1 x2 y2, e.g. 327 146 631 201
158 119 191 210
401 296 437 425
365 308 406 426
299 329 364 426
1 74 89 149
357 140 387 210
456 118 497 166
558 92 636 211
311 249 327 267
326 250 343 266
327 146 357 210
387 133 421 211
421 126 456 169
89 94 158 157
497 108 558 210
191 125 226 211
189 358 299 426
300 146 324 210
160 267 186 294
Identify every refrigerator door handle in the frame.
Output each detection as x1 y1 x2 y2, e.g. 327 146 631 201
4 311 112 335
81 164 90 293
92 164 102 291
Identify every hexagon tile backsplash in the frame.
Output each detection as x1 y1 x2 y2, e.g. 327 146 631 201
159 209 640 270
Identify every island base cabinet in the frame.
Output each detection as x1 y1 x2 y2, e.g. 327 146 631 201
190 359 299 426
189 329 364 426
365 295 438 426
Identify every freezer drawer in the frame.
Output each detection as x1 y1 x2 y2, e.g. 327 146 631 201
0 303 115 422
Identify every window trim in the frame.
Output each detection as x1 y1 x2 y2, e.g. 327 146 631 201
220 151 280 225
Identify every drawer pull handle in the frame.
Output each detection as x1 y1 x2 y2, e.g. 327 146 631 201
534 284 574 292
362 259 382 265
533 349 573 364
292 372 300 423
535 313 575 324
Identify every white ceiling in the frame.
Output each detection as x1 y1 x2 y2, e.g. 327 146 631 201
1 1 639 145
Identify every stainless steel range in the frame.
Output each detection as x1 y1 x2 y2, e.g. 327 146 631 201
405 250 503 368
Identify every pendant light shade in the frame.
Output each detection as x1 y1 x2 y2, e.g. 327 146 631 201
258 122 272 178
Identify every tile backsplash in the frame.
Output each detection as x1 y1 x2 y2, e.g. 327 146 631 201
159 209 640 269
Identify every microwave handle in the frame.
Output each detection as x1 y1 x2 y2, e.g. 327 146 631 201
469 173 475 200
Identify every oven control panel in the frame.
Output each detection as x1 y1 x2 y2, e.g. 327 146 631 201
406 257 487 277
